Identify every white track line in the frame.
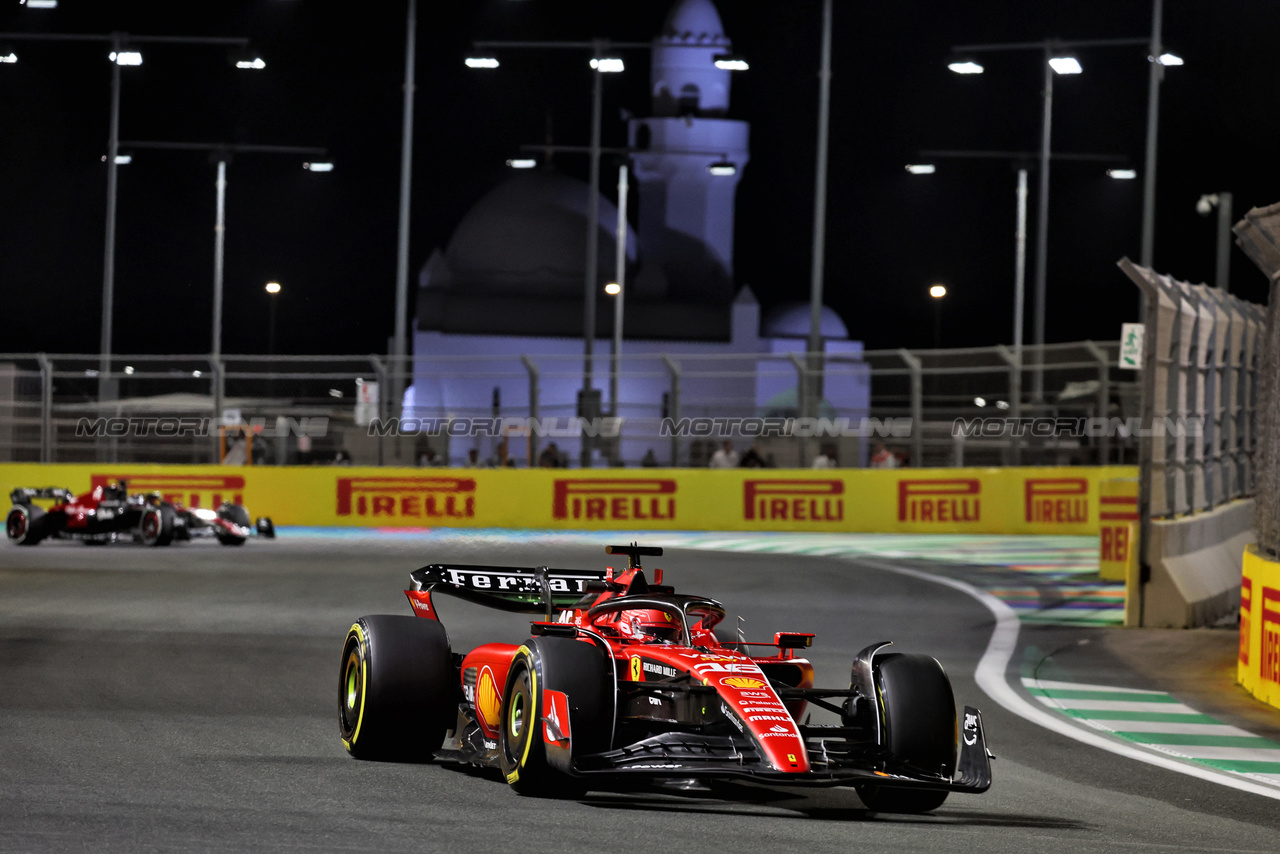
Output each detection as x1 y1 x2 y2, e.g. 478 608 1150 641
1029 679 1168 695
856 557 1280 802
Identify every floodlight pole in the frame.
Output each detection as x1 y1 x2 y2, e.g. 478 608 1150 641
949 35 1149 405
0 29 253 421
611 165 629 420
1139 0 1163 273
1033 45 1052 403
471 38 651 467
101 32 122 407
391 0 417 444
119 141 327 363
213 156 227 364
806 0 834 421
585 39 604 393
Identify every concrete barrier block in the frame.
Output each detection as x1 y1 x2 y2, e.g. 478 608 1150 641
1144 498 1255 628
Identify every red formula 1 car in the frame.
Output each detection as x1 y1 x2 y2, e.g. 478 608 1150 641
6 482 275 547
338 545 992 811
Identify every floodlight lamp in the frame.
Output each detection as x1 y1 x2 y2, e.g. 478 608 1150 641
115 154 132 165
906 164 936 175
124 366 135 375
1157 52 1183 66
110 50 143 66
947 60 983 75
22 0 59 8
465 57 500 69
1048 55 1082 75
303 162 334 172
192 370 202 378
1196 194 1219 216
1107 169 1137 180
929 284 947 298
0 51 17 65
974 397 986 407
995 400 1010 410
713 53 749 71
505 158 537 169
707 160 737 176
265 282 282 294
604 282 621 296
589 57 624 73
236 57 266 70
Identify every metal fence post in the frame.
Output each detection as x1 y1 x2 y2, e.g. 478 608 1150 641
368 355 387 467
898 349 924 468
1083 341 1111 466
787 353 809 466
661 355 681 466
996 345 1021 465
522 355 539 466
37 354 52 463
210 356 224 464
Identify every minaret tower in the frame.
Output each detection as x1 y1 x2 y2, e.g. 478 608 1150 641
628 0 749 303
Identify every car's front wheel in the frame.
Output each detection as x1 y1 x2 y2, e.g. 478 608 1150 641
855 652 957 814
498 638 610 798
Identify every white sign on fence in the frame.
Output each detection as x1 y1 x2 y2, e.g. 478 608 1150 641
1119 323 1144 370
355 379 379 427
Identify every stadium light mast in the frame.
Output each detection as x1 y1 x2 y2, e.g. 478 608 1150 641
0 29 258 431
947 31 1172 401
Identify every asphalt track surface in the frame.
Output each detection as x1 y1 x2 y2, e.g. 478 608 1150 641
3 535 1279 853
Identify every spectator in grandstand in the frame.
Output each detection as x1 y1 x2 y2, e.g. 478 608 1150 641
538 442 562 468
709 440 739 468
812 444 837 468
869 441 898 469
640 448 659 467
738 442 767 468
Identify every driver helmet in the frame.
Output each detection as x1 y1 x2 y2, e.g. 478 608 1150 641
618 608 679 643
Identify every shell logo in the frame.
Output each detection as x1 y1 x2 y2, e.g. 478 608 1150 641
721 676 766 690
476 666 502 733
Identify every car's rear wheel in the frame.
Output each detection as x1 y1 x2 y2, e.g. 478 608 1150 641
856 653 957 814
139 505 175 546
339 615 454 761
6 505 45 546
498 638 610 798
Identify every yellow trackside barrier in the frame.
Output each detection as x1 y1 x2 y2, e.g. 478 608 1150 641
1238 545 1280 712
1098 477 1141 626
0 463 1135 535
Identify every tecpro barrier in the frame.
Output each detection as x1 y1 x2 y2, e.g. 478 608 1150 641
1238 544 1280 712
0 464 1134 534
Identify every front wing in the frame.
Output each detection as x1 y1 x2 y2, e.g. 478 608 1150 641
437 704 992 792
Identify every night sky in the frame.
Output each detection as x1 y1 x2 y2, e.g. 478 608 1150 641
2 0 1278 357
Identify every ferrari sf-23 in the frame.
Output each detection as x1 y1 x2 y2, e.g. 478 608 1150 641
6 482 275 547
338 545 992 812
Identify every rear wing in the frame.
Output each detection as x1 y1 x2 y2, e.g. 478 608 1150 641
10 487 73 505
408 563 609 618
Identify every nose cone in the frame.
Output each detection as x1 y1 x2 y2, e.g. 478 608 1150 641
680 652 810 773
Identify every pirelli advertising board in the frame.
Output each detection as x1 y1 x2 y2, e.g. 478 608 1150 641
1239 545 1280 713
0 463 1134 535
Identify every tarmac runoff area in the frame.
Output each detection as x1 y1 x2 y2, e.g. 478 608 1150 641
2 528 1279 853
